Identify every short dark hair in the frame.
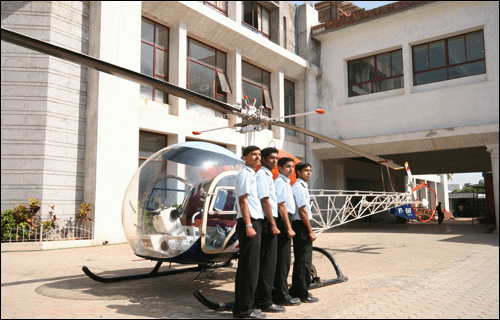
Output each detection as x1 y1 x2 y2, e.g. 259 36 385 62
278 157 294 168
243 145 260 157
295 162 311 178
261 147 278 160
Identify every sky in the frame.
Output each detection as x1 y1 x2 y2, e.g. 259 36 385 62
288 1 485 186
448 172 484 186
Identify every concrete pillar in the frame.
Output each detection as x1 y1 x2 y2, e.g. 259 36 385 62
168 21 187 117
85 1 141 244
271 68 285 144
437 174 450 211
227 47 242 127
167 134 186 205
297 3 319 62
227 1 241 24
486 144 499 233
304 67 323 189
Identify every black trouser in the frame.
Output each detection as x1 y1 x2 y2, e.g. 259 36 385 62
438 212 444 224
289 219 313 299
254 218 278 309
272 214 293 303
234 218 262 317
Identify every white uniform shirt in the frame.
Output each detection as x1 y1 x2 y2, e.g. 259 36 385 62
235 166 264 220
274 173 296 215
292 178 312 221
255 166 278 218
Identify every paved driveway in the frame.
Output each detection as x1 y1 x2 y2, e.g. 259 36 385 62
2 220 498 318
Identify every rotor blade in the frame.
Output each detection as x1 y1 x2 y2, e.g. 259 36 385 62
1 27 240 115
270 121 404 170
266 109 324 123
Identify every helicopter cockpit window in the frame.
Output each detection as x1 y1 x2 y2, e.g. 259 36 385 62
143 177 191 235
122 141 244 259
204 173 239 250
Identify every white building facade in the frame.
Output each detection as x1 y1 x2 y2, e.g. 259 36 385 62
1 1 498 243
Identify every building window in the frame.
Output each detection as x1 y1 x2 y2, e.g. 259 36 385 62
140 17 169 103
203 1 228 15
242 1 270 37
348 49 403 97
139 131 167 167
242 61 273 118
187 38 231 118
412 30 486 85
284 79 295 136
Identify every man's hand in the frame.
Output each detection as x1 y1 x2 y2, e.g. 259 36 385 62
246 226 257 238
287 227 296 238
308 231 316 242
271 225 281 236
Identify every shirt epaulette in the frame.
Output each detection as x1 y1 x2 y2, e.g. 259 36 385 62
265 170 272 177
245 167 253 173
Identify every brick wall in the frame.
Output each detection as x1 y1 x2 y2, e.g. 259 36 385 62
312 1 429 33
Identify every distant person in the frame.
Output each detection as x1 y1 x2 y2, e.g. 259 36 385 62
437 202 444 224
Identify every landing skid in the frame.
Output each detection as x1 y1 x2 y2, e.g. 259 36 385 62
193 246 347 310
82 260 232 283
310 246 348 288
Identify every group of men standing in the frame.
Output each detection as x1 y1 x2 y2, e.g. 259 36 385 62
233 146 319 319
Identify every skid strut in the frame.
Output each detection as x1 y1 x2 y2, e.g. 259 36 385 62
193 246 346 310
309 246 348 288
82 260 232 283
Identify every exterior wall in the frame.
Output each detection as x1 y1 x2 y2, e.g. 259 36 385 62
140 1 309 153
270 1 297 53
313 1 498 144
1 1 89 220
310 1 498 228
85 1 141 244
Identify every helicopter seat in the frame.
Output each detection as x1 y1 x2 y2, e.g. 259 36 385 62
152 207 185 236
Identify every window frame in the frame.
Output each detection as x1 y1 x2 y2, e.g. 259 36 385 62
241 61 272 128
347 48 404 97
412 30 486 86
284 79 295 136
242 1 271 38
203 1 228 15
139 130 168 167
140 17 169 103
186 37 230 118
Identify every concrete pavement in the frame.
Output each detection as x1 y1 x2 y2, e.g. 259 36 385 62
1 219 498 318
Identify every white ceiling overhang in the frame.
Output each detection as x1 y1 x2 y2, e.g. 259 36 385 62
142 1 309 79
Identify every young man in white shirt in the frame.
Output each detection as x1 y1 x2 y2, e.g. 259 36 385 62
272 157 301 306
233 146 266 319
254 147 285 313
289 162 319 303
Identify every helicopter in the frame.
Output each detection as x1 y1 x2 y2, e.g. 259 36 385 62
1 27 437 309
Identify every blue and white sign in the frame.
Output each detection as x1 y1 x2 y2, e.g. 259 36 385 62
389 204 416 220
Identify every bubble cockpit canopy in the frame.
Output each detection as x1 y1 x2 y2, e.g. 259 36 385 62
122 141 244 260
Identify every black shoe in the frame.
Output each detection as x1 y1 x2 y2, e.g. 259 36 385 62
276 297 301 306
300 294 319 303
261 303 286 313
233 311 266 319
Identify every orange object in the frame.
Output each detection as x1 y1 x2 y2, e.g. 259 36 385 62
256 149 301 185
